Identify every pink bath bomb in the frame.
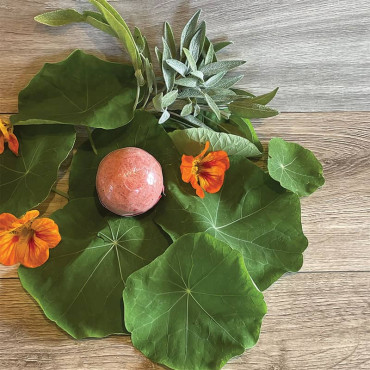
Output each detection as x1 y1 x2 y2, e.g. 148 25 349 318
96 147 164 216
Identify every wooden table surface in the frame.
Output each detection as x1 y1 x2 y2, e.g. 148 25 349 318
0 1 369 369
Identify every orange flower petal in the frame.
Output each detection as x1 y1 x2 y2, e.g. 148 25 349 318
12 210 39 230
7 132 19 156
195 141 210 160
0 213 18 231
0 120 8 138
19 210 40 224
190 177 205 198
202 150 230 171
0 233 19 266
0 135 4 154
17 236 50 268
31 218 61 249
198 169 226 194
180 154 195 183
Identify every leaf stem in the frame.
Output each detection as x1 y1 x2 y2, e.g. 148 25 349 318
86 127 98 155
169 112 195 128
133 78 141 110
141 88 152 109
51 187 69 200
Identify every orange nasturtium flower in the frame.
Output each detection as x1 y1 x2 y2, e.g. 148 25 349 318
180 141 230 198
0 118 19 156
0 210 61 268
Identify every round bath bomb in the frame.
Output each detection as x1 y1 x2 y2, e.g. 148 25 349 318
96 147 164 216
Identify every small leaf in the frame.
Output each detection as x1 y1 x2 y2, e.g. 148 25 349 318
169 128 261 157
203 71 226 87
35 9 116 36
251 87 279 105
175 77 199 87
190 70 204 80
133 27 145 52
183 47 197 72
12 50 137 129
212 75 244 89
34 9 85 26
162 38 176 91
204 42 215 65
232 88 255 98
84 13 116 36
213 41 233 52
158 109 170 124
180 10 201 58
204 93 221 120
155 46 163 65
188 21 206 62
204 88 236 97
142 36 152 62
229 100 279 119
164 22 177 59
268 138 325 197
180 102 193 116
82 10 107 24
200 60 246 76
194 104 201 116
178 88 203 99
165 59 188 77
123 232 266 370
152 92 163 112
89 0 141 72
162 90 178 108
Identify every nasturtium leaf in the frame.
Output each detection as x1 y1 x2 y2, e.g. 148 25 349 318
169 128 261 157
156 157 308 291
268 137 325 197
123 232 267 370
0 125 75 217
11 50 137 129
18 197 169 339
69 110 179 199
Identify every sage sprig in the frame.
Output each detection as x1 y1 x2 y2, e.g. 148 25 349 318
35 1 279 130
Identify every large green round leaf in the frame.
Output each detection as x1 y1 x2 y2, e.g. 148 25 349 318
18 197 169 339
123 232 267 370
268 137 325 197
169 127 261 157
156 157 308 291
0 125 75 216
11 50 137 129
69 110 179 199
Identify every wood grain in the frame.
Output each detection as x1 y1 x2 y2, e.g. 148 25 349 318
0 0 369 113
0 273 368 369
0 1 369 368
